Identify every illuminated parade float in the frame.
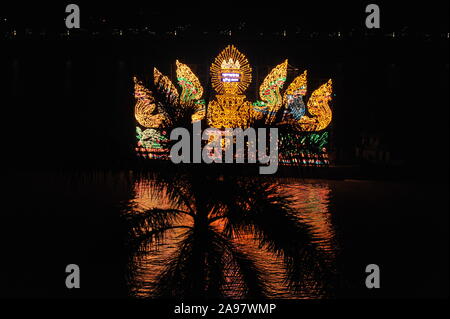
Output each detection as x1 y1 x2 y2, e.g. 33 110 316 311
133 45 333 167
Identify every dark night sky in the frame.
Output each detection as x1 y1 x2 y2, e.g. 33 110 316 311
0 2 448 31
1 1 449 176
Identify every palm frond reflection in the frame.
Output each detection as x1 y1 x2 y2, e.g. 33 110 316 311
124 172 337 299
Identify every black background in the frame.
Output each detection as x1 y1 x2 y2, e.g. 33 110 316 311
0 1 448 176
0 0 448 304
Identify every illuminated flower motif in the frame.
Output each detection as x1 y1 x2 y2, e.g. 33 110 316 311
136 127 168 149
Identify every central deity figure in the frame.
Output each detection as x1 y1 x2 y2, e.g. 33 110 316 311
208 45 254 128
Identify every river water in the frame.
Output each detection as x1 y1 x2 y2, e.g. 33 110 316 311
1 170 448 298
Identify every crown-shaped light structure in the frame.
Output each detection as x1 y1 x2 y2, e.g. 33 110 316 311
221 58 241 69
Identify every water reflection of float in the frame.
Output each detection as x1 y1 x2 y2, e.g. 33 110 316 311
126 175 336 299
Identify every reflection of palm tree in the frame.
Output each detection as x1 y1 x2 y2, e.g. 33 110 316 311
125 170 331 298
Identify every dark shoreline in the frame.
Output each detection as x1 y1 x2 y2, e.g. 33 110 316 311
8 160 448 183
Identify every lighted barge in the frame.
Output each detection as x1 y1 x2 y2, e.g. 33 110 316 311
133 45 333 167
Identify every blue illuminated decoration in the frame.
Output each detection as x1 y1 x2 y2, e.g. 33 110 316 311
221 72 241 82
286 94 306 120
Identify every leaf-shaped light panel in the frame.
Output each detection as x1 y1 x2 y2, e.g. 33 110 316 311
134 77 165 128
258 60 288 112
299 80 333 131
284 70 307 98
134 77 156 113
283 70 308 121
153 67 179 101
175 60 203 103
